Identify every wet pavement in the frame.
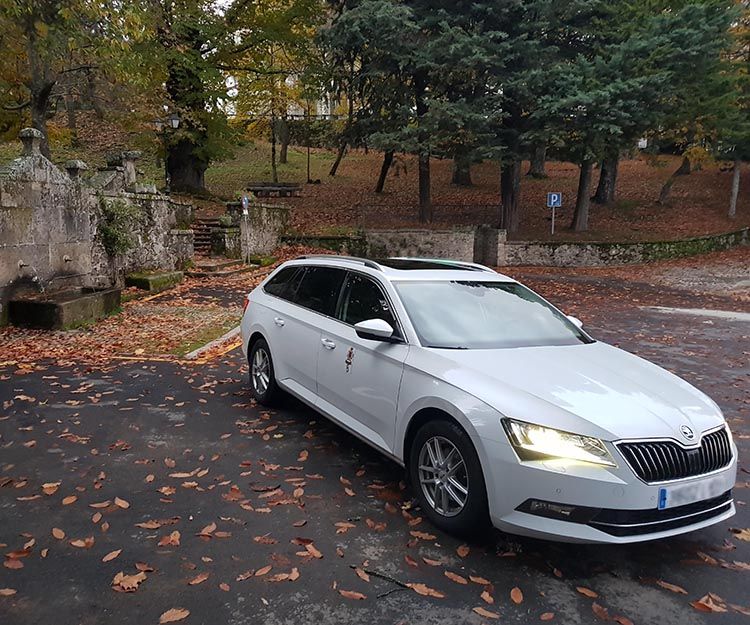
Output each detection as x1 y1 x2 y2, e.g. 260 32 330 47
1 275 749 625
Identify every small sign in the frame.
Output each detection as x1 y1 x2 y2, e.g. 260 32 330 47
241 194 250 210
547 192 562 208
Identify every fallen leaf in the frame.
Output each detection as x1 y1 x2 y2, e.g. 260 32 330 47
159 608 190 623
62 495 77 506
470 575 490 585
730 528 750 542
410 531 436 541
189 572 209 585
158 531 180 547
339 589 366 600
69 536 94 549
613 616 635 625
481 590 494 604
255 565 272 577
219 582 230 591
691 593 728 613
445 571 468 585
355 568 370 582
511 587 523 604
473 607 500 619
102 549 122 562
0 588 17 596
42 482 60 495
456 544 470 557
114 497 130 509
592 603 610 620
111 570 147 592
52 527 65 540
656 580 687 594
541 613 555 621
305 543 323 559
407 583 445 598
577 586 598 598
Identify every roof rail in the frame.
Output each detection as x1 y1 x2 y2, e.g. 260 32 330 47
296 255 382 271
388 257 496 273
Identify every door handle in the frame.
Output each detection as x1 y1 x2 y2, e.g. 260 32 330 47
273 317 285 327
321 337 336 350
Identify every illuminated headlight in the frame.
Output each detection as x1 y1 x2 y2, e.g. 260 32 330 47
503 419 616 467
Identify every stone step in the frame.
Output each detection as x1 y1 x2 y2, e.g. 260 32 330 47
186 265 253 278
192 258 244 272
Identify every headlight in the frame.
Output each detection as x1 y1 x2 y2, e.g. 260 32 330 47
503 418 616 467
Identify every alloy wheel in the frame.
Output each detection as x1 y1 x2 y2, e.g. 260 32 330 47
418 435 469 517
251 347 270 396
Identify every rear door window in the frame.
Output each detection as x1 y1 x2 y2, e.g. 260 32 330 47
293 267 347 316
263 266 304 301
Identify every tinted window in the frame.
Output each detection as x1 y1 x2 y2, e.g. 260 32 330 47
264 266 303 301
294 267 346 316
340 273 397 328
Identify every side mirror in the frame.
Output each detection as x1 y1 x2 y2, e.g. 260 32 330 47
354 318 395 341
567 315 584 329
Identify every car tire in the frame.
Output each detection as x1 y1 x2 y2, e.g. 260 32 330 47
248 338 281 406
409 419 490 536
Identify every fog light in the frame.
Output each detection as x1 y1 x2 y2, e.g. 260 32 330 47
518 499 599 523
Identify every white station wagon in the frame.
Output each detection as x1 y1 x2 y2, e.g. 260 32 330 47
240 256 737 543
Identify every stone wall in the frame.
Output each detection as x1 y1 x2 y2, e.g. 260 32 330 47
503 227 750 266
0 129 194 325
239 203 290 260
365 228 477 262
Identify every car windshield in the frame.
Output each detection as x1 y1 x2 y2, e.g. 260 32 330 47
393 280 593 349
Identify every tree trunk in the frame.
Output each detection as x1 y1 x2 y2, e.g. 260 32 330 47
29 82 54 159
729 158 741 219
527 144 547 178
329 142 346 177
375 150 394 193
168 138 208 192
277 116 290 164
86 69 104 120
499 160 521 233
270 112 278 184
65 94 78 147
593 154 619 204
571 160 594 231
658 156 691 204
451 154 473 186
418 151 432 223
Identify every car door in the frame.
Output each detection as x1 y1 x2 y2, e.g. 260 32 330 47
315 271 409 453
262 266 346 401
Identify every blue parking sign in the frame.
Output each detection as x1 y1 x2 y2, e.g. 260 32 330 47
547 192 562 208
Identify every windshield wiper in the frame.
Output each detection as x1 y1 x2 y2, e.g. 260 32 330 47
425 345 469 350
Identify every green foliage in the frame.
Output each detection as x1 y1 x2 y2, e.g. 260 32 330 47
98 198 141 256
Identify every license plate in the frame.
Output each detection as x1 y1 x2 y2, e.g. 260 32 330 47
658 474 725 510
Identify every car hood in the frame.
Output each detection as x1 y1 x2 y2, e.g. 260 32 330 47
423 341 724 441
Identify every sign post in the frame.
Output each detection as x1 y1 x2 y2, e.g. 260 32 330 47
546 192 562 235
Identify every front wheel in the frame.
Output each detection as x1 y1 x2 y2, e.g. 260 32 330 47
248 338 281 406
409 419 490 536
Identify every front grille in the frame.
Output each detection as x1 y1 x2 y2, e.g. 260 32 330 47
588 490 733 537
617 427 732 483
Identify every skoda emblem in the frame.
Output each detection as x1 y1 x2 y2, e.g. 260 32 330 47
680 425 695 441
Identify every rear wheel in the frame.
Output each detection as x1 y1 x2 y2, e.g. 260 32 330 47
409 419 489 535
249 338 281 406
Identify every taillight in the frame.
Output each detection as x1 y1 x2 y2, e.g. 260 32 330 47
242 296 250 314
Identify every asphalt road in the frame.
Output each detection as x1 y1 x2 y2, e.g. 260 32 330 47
1 279 748 625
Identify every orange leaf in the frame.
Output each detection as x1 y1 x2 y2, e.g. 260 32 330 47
445 571 468 585
456 544 470 557
407 583 445 598
62 495 77 506
481 590 494 604
470 575 490 585
541 613 555 621
255 565 272 577
410 531 436 541
511 587 523 604
52 527 65 540
577 586 598 598
114 497 130 509
473 607 500 619
305 543 323 559
656 580 687 595
189 572 209 585
159 608 190 623
102 549 122 562
219 582 230 592
339 589 366 600
592 602 610 620
0 588 17 596
355 568 370 582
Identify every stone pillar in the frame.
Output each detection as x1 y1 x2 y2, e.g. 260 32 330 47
65 160 89 180
121 151 142 188
19 128 44 157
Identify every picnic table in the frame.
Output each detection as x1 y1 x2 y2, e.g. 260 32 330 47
246 182 302 198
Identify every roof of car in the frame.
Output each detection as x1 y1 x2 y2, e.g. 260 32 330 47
288 255 516 282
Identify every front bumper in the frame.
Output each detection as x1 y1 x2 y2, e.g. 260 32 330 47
481 437 738 543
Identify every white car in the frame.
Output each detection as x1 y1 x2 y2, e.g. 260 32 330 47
240 256 737 543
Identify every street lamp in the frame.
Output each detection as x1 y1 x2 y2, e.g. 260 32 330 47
153 113 180 193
